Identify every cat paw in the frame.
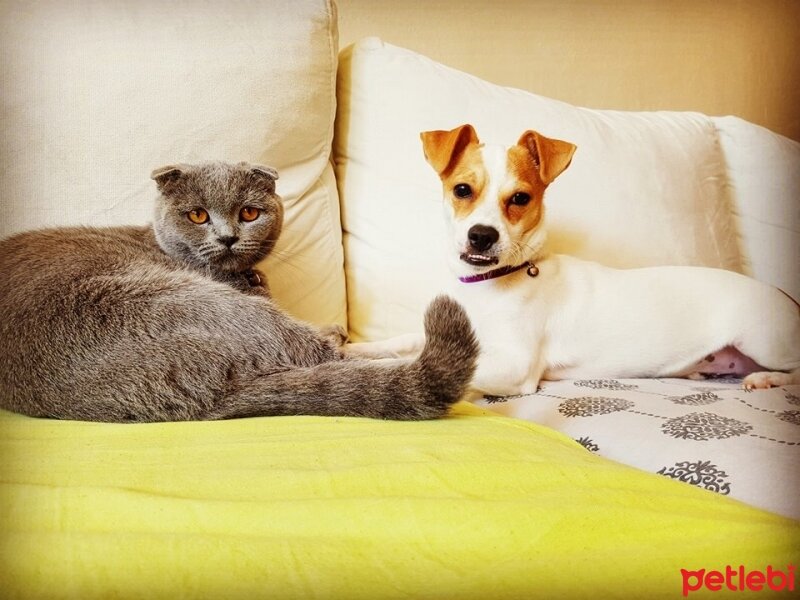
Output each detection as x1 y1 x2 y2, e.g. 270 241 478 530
320 324 349 347
240 269 271 297
245 269 264 287
743 371 790 391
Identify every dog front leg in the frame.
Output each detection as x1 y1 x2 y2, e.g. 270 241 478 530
743 367 800 390
470 346 546 398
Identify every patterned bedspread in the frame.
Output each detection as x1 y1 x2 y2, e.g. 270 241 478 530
477 378 800 519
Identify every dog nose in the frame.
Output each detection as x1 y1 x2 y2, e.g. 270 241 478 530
467 225 499 252
219 235 239 248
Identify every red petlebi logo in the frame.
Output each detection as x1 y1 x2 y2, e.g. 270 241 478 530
681 565 796 596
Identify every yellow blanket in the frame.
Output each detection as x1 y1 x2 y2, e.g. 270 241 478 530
0 402 797 599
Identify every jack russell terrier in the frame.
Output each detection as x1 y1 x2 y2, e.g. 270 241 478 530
348 124 800 397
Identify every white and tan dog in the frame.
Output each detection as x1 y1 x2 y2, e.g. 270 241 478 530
350 124 800 396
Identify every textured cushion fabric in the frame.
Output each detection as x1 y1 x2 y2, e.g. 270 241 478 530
0 0 346 327
1 403 798 600
479 378 800 520
334 38 745 341
713 116 800 300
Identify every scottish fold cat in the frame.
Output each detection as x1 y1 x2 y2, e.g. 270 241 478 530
0 161 477 422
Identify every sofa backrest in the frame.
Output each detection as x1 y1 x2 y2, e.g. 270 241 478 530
3 5 797 341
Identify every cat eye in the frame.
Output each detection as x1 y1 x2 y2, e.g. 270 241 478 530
509 192 531 206
239 207 260 222
453 184 473 199
188 209 209 224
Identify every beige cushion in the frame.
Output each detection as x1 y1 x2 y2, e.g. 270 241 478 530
0 0 345 327
334 38 745 341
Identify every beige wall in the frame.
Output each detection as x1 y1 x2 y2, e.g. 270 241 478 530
337 0 800 141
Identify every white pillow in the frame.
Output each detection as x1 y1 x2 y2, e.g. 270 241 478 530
713 116 800 300
0 0 345 327
334 38 745 342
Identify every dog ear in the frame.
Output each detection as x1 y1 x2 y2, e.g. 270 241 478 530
517 131 576 185
420 124 480 177
150 164 186 190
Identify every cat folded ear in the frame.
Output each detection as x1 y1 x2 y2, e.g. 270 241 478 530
244 164 279 193
250 165 279 181
150 165 185 190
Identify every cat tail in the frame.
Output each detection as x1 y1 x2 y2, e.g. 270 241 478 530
214 296 479 420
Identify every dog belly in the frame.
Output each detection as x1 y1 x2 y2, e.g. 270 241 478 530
544 345 767 381
672 346 766 379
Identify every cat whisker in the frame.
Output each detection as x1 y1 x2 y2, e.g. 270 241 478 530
198 248 222 259
196 242 220 258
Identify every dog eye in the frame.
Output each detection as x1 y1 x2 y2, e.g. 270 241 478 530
509 192 531 206
188 208 209 224
453 184 473 199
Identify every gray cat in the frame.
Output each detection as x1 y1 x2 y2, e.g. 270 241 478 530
0 161 478 422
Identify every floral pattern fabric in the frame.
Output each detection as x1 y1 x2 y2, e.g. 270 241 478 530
477 378 800 519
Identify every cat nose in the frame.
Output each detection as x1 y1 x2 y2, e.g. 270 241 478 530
219 235 239 248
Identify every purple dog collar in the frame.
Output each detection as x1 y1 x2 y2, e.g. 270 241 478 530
458 261 539 284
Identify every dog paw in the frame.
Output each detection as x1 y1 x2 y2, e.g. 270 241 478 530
742 371 791 391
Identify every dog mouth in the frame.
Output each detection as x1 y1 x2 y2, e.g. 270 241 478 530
460 252 500 267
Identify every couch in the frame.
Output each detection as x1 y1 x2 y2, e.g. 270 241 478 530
1 1 798 598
